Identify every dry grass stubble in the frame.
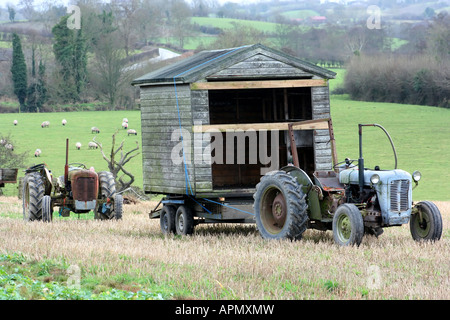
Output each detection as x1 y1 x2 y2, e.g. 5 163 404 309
0 197 449 299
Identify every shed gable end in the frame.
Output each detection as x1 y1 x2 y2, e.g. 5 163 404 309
207 53 314 80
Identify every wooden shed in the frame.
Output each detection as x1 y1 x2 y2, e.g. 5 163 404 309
132 44 336 200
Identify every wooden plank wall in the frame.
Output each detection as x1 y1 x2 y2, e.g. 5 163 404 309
191 90 213 192
311 84 333 171
140 84 196 194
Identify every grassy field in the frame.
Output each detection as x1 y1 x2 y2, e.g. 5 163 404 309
0 110 142 197
0 197 448 300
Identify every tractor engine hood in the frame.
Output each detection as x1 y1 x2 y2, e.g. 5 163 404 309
339 168 413 226
339 168 412 186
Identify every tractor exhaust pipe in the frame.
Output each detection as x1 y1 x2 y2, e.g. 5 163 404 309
64 138 69 190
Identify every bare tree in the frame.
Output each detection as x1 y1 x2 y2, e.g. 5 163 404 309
93 131 140 192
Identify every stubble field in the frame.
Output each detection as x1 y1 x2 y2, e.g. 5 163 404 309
0 197 448 300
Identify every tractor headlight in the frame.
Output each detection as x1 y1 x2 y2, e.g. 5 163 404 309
412 171 422 182
370 174 380 185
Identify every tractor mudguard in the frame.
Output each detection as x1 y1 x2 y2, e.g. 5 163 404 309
281 166 322 220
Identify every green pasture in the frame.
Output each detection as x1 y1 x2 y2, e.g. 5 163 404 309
1 91 449 201
330 95 450 201
191 17 281 33
0 110 142 197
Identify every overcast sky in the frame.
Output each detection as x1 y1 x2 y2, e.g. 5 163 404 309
3 0 263 9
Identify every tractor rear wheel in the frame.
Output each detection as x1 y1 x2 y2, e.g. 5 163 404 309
95 171 118 220
42 195 53 222
23 172 45 221
253 170 308 240
332 204 364 246
410 201 442 242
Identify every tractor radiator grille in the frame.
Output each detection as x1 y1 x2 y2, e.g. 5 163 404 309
73 177 97 201
389 180 410 212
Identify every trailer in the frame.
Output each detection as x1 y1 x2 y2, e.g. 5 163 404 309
132 44 337 234
0 168 18 189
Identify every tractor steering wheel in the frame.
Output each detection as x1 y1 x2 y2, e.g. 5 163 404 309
68 162 87 169
333 158 357 169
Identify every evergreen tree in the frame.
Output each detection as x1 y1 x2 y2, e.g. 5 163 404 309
10 33 27 112
52 15 88 102
27 46 48 112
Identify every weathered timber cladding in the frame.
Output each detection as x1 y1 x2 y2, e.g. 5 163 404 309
140 84 195 194
312 85 333 171
133 44 336 196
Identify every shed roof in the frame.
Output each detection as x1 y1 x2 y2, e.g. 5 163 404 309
131 44 336 86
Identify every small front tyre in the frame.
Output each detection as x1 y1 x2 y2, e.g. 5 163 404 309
42 195 53 223
410 201 442 242
332 204 364 246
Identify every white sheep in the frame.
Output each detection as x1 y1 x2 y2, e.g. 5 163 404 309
122 122 128 129
122 118 128 123
62 119 67 126
127 129 137 136
41 121 50 128
88 141 98 149
13 120 18 126
75 142 82 150
34 149 41 157
5 143 13 151
91 127 100 134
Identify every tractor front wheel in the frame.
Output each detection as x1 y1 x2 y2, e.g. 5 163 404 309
332 204 364 246
410 201 442 242
42 195 53 222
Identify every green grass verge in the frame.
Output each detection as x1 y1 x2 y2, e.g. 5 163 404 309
0 252 170 300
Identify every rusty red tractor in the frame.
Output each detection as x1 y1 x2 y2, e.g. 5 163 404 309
22 139 123 222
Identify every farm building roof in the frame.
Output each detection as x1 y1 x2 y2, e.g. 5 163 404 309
131 44 336 86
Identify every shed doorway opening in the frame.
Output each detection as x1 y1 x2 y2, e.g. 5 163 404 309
208 87 315 190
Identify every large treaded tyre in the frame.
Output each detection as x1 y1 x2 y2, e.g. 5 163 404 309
95 171 117 220
253 170 308 240
23 172 45 221
410 201 442 242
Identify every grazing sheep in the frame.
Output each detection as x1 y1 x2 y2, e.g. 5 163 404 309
62 119 67 126
122 122 128 129
13 120 18 126
122 118 128 123
5 143 13 151
75 142 82 150
41 121 50 128
0 139 6 146
91 127 100 134
34 149 41 157
88 141 98 149
127 129 137 136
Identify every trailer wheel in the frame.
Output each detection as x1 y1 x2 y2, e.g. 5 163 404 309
332 204 364 246
410 201 442 242
23 172 45 221
42 195 53 223
160 205 176 235
253 171 308 240
175 205 194 235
